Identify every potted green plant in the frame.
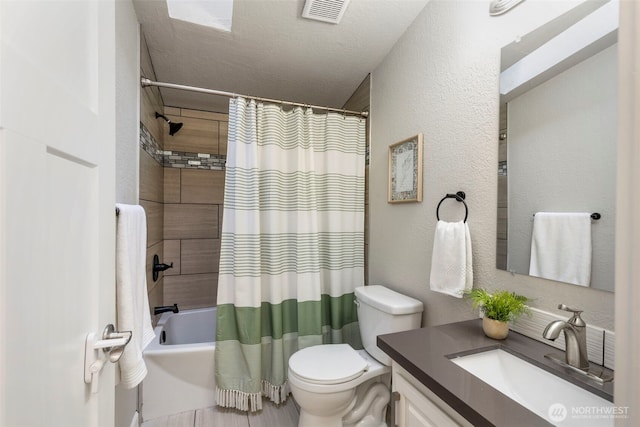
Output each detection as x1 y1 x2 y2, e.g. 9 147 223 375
466 288 530 339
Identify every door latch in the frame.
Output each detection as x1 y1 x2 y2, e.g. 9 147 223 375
84 324 132 393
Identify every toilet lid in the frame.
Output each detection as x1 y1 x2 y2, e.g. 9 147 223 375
289 344 368 385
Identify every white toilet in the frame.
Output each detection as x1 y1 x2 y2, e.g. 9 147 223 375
288 285 423 427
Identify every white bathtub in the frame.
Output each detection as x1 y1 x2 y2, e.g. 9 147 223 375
142 307 217 421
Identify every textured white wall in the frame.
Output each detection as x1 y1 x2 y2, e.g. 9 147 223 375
369 0 614 330
115 0 140 205
114 1 140 426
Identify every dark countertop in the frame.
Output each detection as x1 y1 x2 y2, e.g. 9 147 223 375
377 319 614 427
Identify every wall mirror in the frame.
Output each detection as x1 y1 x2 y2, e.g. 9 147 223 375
496 0 618 292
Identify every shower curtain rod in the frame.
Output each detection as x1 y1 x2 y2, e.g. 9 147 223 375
140 78 369 118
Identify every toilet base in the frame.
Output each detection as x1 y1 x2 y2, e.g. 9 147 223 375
297 405 388 427
298 407 352 427
342 380 390 427
294 376 391 427
346 416 387 427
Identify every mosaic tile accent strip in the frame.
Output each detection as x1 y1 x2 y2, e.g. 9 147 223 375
164 150 226 170
139 122 227 170
365 143 370 166
140 122 164 164
498 161 507 176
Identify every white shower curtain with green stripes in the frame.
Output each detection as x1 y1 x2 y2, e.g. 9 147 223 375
215 97 366 412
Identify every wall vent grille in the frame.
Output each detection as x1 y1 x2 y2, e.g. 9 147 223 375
302 0 351 24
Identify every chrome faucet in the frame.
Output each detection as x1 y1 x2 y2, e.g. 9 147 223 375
542 304 589 371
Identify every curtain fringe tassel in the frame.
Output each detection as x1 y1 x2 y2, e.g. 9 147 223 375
216 381 290 412
216 387 262 412
261 380 289 404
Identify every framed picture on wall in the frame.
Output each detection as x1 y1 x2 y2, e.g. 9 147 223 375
388 133 423 203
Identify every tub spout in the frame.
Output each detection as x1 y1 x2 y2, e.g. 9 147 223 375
154 304 179 316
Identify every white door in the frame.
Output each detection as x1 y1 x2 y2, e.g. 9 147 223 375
0 1 117 426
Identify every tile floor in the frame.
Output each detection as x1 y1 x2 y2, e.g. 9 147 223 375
141 398 299 427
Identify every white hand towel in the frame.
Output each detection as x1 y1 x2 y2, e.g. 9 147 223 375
115 203 155 389
430 221 473 298
529 212 592 287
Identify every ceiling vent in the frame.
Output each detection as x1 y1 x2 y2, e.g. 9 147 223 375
302 0 351 24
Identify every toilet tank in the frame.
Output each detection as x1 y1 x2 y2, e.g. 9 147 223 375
354 285 423 365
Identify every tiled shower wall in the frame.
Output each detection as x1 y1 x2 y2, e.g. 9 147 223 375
161 107 228 310
343 74 370 286
139 33 165 316
138 75 228 310
139 32 229 312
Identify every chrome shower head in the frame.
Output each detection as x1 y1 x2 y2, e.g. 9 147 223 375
155 112 184 136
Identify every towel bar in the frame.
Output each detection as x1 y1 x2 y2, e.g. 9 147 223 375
532 212 601 220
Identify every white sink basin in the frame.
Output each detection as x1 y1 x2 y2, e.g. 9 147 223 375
450 349 613 426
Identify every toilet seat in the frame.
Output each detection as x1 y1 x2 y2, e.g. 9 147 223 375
288 344 368 385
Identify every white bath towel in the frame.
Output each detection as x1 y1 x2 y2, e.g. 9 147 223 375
115 203 155 389
529 212 592 287
429 221 473 298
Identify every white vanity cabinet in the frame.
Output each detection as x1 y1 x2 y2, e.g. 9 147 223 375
391 362 473 427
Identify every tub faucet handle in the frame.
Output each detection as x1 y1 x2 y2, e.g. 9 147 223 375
155 262 173 271
152 254 174 281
